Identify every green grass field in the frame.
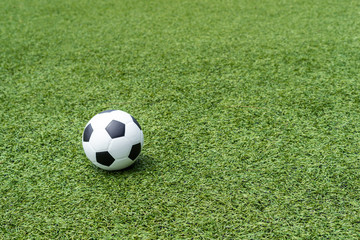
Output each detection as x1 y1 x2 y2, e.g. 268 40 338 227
1 0 360 238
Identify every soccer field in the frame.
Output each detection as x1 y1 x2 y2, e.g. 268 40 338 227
1 0 360 238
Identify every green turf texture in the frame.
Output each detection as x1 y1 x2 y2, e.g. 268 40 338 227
1 0 360 238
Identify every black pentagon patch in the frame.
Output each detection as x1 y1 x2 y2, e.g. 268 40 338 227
129 143 141 161
105 120 125 138
83 124 93 142
131 116 141 130
96 151 115 166
100 109 115 114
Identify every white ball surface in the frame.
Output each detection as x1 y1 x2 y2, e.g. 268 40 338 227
82 110 144 171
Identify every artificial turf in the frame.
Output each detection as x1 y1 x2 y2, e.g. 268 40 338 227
1 0 360 238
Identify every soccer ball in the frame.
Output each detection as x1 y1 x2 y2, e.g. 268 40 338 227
82 110 144 171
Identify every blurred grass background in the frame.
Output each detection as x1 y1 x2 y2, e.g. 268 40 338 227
1 0 360 238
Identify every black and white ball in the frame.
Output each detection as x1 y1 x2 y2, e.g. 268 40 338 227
82 110 144 171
